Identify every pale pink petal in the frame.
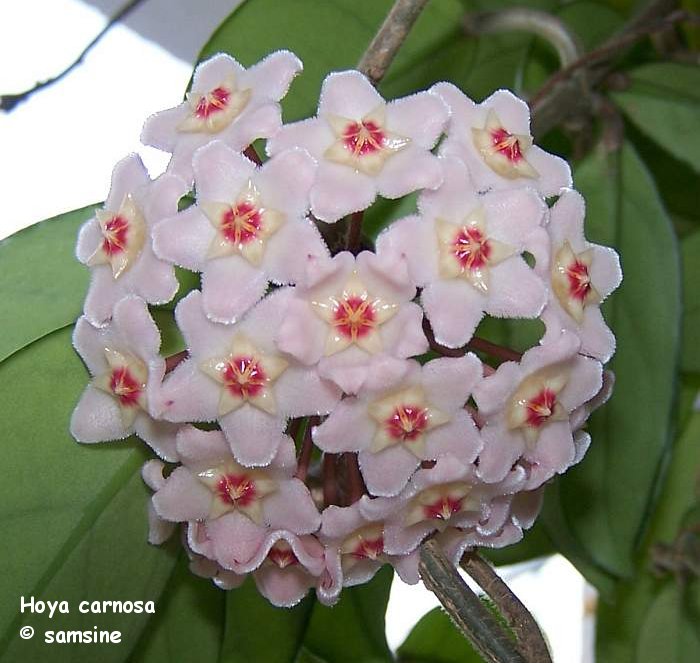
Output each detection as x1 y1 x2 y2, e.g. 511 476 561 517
157 359 221 422
560 355 603 411
386 91 449 149
264 219 329 285
481 187 547 244
220 102 282 151
318 346 371 395
317 548 343 606
320 504 367 539
525 146 573 197
357 494 399 522
359 446 420 497
590 245 622 301
255 565 314 607
511 488 544 529
147 502 176 545
83 268 126 326
375 215 438 286
318 71 384 119
417 155 476 221
142 459 167 491
519 330 580 375
214 570 247 590
266 117 333 160
380 302 428 358
422 355 483 412
343 559 383 587
276 298 327 365
312 398 373 453
240 531 324 575
485 258 547 319
152 467 212 521
424 411 482 463
422 279 485 348
134 415 180 462
477 424 524 483
176 426 230 467
76 218 102 264
143 173 189 223
105 154 150 210
193 140 256 201
220 406 287 467
523 422 575 488
208 511 268 569
175 290 235 357
263 479 321 534
572 430 592 466
112 295 161 359
356 250 415 302
477 496 512 536
310 163 376 223
201 257 268 324
72 316 108 375
472 361 522 416
363 355 413 392
141 105 187 153
128 247 180 305
383 520 434 556
192 53 244 92
152 207 212 271
542 304 616 364
275 365 342 417
167 136 210 184
240 50 303 101
375 147 443 199
256 148 316 216
70 386 130 442
392 551 420 584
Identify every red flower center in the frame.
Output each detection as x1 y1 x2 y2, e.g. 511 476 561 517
351 535 384 561
216 473 256 507
385 405 430 442
490 127 523 163
332 295 376 340
195 86 231 119
109 366 143 407
525 388 558 428
566 260 592 301
221 202 262 245
452 226 492 272
423 496 463 522
101 215 129 256
342 120 385 156
267 543 299 569
222 356 267 399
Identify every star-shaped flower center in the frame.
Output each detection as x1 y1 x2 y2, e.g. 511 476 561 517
323 106 410 176
88 195 146 279
404 482 475 529
266 540 300 569
178 75 252 134
507 365 570 445
198 460 277 522
368 386 450 457
472 110 538 179
93 348 148 427
436 209 515 293
551 241 600 323
312 271 398 356
200 335 288 416
201 181 284 266
340 524 385 570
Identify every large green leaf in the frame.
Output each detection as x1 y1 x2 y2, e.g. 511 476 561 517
680 231 700 374
0 327 178 661
396 607 483 663
0 204 95 363
612 63 700 174
555 142 681 579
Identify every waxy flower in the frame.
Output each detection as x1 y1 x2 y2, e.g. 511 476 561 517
141 51 302 183
70 296 180 461
359 455 526 557
76 155 187 326
153 141 327 323
320 502 420 596
276 251 428 394
267 70 448 222
313 355 483 496
157 288 341 466
142 460 177 545
377 156 548 348
538 190 622 363
152 426 321 574
473 332 602 488
432 84 572 197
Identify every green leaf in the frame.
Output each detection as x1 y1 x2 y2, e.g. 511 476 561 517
681 231 700 373
219 579 315 663
612 63 700 174
0 204 95 363
557 142 681 579
302 566 394 663
397 607 483 663
131 557 225 663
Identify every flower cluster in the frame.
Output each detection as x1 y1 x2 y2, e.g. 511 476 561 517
71 51 621 607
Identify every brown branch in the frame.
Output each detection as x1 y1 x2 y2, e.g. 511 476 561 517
419 539 528 663
1 0 148 111
243 144 263 166
165 350 188 373
357 0 431 86
346 211 364 254
295 417 317 483
461 552 552 663
344 453 366 504
322 453 339 507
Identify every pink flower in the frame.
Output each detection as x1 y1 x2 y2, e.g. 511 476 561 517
537 190 622 363
276 251 428 394
472 332 603 489
141 51 302 183
432 84 572 198
152 141 327 323
70 295 180 461
267 70 448 222
151 426 322 576
141 460 177 545
76 154 187 326
313 355 483 496
156 288 341 466
319 502 419 602
359 455 526 557
377 156 548 348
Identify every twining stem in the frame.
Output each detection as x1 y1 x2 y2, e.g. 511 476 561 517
422 317 523 363
419 540 528 663
461 552 552 663
1 0 148 111
357 0 431 86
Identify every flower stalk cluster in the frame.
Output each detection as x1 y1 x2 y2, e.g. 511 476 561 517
70 49 621 608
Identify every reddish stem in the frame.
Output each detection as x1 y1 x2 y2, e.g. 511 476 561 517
346 211 364 253
344 452 366 504
295 417 318 482
323 453 339 507
165 350 188 373
243 144 263 166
